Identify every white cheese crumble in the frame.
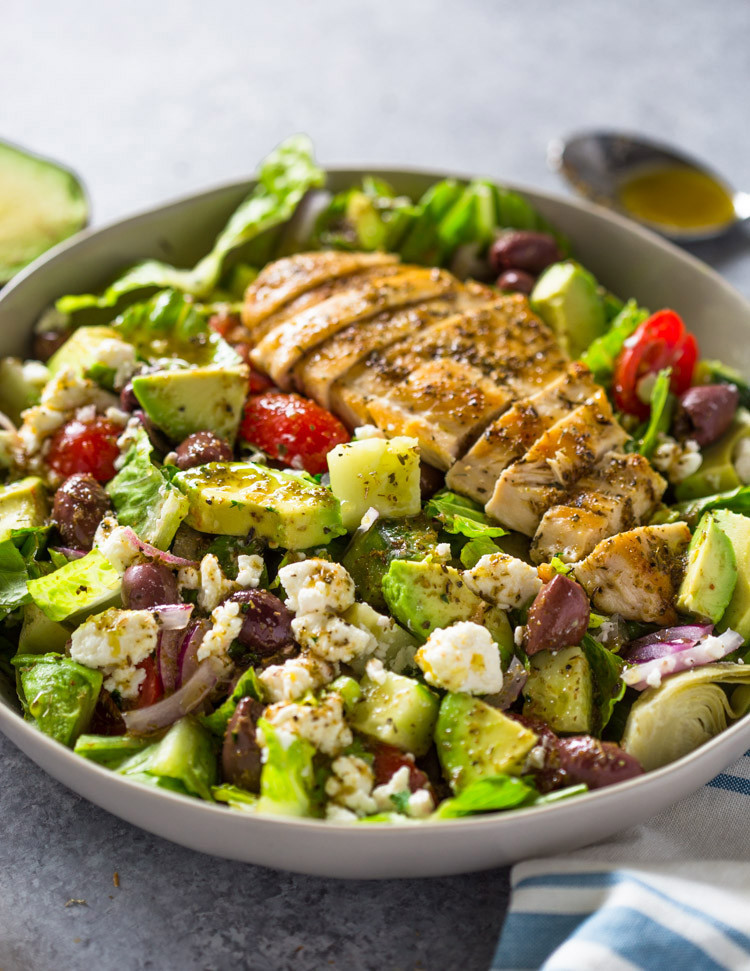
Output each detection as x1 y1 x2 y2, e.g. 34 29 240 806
735 438 750 485
464 553 542 610
278 559 356 615
292 612 377 663
91 338 138 390
114 416 143 470
94 517 140 573
236 554 264 589
258 652 337 703
325 755 377 815
69 608 159 700
651 435 702 484
265 694 352 756
434 542 452 562
325 804 358 823
371 764 434 818
177 565 200 592
353 424 385 440
365 657 388 685
359 506 380 531
415 621 503 695
196 600 243 662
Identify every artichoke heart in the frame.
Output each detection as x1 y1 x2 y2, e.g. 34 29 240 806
621 663 750 771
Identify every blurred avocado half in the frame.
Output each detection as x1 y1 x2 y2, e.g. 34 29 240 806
0 140 88 283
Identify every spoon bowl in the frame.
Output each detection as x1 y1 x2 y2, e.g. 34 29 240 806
550 131 749 242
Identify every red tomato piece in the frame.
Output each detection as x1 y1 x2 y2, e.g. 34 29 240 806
246 366 275 395
372 743 430 793
613 309 698 418
46 416 122 483
207 312 240 339
240 392 349 475
135 655 163 708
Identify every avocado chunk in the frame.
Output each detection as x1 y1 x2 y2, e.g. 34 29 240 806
349 667 439 755
381 558 512 650
12 653 102 746
522 645 595 734
47 325 131 388
132 364 249 444
0 477 48 541
342 601 420 676
530 261 607 358
675 410 750 500
342 515 438 610
18 603 70 655
174 461 346 549
713 511 750 641
327 436 422 530
27 549 122 623
435 692 538 791
0 140 87 283
0 358 48 424
677 513 738 623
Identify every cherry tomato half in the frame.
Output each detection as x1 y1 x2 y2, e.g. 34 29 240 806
135 655 163 708
613 309 698 418
46 416 122 483
240 392 349 475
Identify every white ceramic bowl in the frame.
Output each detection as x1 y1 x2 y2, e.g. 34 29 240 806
2 169 750 879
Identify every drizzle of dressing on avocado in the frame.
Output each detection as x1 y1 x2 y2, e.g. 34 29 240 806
618 165 735 231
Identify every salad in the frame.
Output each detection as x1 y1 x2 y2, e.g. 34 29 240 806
2 135 750 825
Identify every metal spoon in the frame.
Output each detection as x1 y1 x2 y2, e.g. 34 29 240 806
548 131 750 242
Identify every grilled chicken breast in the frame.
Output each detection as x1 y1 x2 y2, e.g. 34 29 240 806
251 266 459 388
486 389 628 534
333 295 567 468
445 362 600 504
530 452 667 564
574 522 690 624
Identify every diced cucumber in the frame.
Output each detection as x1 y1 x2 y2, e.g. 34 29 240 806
350 668 439 756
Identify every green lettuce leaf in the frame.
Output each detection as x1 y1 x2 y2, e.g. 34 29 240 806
12 653 103 746
459 534 503 568
26 549 121 623
56 134 325 314
106 426 188 548
636 367 675 459
580 299 649 385
0 539 33 619
425 490 507 540
664 484 750 528
74 733 152 767
212 783 258 811
256 718 316 817
200 666 263 736
581 633 626 735
432 774 535 818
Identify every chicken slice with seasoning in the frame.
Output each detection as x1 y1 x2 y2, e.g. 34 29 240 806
445 362 600 504
574 522 690 625
251 266 459 389
333 295 567 469
485 389 628 534
530 452 667 564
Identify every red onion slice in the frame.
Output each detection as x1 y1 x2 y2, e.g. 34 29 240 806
485 656 528 710
50 546 87 560
177 619 210 689
622 630 743 691
150 603 194 630
123 656 230 735
119 526 198 569
158 629 183 695
625 623 713 663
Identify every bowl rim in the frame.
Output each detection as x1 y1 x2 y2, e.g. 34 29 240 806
2 164 750 836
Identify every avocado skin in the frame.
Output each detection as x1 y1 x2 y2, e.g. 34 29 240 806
435 693 538 792
522 645 594 734
13 653 102 746
713 511 750 641
677 513 738 624
530 261 606 359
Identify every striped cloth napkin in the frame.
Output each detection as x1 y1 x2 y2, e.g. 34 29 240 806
492 749 750 970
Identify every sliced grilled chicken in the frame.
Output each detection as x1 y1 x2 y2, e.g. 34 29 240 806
530 452 667 564
574 522 690 624
486 389 628 534
445 362 600 504
251 266 459 389
241 251 399 335
333 295 567 468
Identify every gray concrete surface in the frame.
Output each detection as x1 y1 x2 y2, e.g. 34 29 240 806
1 1 749 968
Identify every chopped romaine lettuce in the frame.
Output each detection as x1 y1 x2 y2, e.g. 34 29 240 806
256 718 316 818
636 367 675 458
27 549 121 622
425 490 507 540
432 774 535 818
200 666 263 737
74 733 152 766
12 653 102 745
212 783 258 811
580 634 625 735
580 299 649 385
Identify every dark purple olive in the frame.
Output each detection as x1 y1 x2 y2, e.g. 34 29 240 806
52 473 112 551
556 736 643 789
32 330 71 362
221 696 264 792
489 230 562 275
88 689 126 736
119 382 139 412
122 563 180 610
174 431 233 471
229 589 294 656
133 410 173 453
496 268 536 295
419 461 445 500
524 574 590 656
674 384 739 447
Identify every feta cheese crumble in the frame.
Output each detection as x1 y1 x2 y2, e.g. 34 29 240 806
236 554 264 589
353 424 385 440
464 553 542 610
278 559 356 615
265 694 353 756
258 652 337 702
292 612 377 663
90 338 138 390
325 755 377 815
198 554 237 612
651 435 702 484
70 608 159 699
415 621 503 695
94 517 140 573
734 437 750 485
371 765 434 818
196 600 243 662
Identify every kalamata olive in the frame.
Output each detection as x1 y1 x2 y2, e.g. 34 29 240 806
419 461 445 500
674 384 739 447
372 742 430 792
32 330 71 362
133 410 173 453
489 230 562 275
52 473 112 550
174 431 233 470
122 563 180 610
88 689 126 736
524 574 590 655
496 268 536 295
119 382 139 412
229 589 294 656
221 696 264 792
556 736 643 789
